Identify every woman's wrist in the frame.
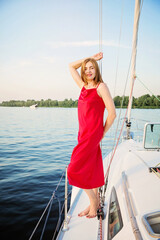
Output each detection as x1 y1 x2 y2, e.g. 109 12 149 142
69 52 103 70
91 52 103 61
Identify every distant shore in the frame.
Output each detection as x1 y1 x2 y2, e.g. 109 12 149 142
0 94 159 109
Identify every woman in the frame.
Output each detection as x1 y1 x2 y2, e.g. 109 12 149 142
67 52 116 218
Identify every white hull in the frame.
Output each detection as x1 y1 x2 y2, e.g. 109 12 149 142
30 104 38 109
56 138 160 240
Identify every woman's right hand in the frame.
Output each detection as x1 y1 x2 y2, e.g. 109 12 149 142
92 52 103 61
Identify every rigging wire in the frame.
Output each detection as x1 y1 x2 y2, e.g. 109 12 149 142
98 1 104 240
103 0 146 200
40 197 55 240
136 75 160 102
104 0 135 164
99 0 102 75
127 0 144 124
104 0 143 188
99 0 102 157
28 169 66 240
104 76 136 180
112 2 145 138
113 0 124 98
52 190 72 240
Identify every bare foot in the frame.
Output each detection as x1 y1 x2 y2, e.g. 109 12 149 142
78 205 90 217
86 197 98 218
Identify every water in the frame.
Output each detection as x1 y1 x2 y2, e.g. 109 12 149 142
0 107 159 240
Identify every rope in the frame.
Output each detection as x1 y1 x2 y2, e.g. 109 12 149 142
157 168 160 173
97 188 104 240
103 0 144 196
104 76 136 180
104 73 135 182
99 192 103 240
150 167 160 179
28 169 66 240
136 76 160 102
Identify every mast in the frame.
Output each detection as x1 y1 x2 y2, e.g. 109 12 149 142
126 0 141 139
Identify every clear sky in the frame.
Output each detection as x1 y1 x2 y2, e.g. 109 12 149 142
0 0 160 102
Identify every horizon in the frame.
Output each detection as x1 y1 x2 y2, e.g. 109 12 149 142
0 0 160 102
0 92 159 104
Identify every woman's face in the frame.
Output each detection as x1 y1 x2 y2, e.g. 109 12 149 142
84 61 96 81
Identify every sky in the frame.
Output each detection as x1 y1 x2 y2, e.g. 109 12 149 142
0 0 160 102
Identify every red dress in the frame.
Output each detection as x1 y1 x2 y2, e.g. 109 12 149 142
67 83 105 189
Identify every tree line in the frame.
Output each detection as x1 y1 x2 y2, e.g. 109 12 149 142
114 94 160 108
0 94 159 108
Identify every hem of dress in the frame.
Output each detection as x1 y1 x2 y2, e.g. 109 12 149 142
68 181 105 189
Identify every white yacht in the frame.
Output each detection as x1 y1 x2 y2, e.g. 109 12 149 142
56 123 160 240
28 1 160 239
56 0 160 239
30 104 38 109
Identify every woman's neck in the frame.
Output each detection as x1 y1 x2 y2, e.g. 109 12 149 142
86 80 96 87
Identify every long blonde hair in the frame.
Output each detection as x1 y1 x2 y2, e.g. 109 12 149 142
81 58 103 85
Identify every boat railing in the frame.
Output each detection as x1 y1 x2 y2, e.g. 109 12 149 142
28 167 71 240
62 167 71 232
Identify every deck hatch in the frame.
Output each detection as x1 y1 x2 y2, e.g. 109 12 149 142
143 123 160 149
142 211 160 237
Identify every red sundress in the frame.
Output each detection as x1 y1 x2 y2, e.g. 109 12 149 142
67 83 105 189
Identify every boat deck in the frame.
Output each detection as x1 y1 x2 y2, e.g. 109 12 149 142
56 187 100 240
56 139 160 240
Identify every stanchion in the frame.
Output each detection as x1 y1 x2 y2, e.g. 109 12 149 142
62 167 69 231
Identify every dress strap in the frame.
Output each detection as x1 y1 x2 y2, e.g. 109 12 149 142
96 82 101 89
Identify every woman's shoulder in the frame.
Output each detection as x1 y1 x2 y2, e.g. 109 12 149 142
97 82 111 98
97 82 108 90
97 82 108 98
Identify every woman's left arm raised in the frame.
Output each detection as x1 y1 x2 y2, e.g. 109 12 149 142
98 83 116 138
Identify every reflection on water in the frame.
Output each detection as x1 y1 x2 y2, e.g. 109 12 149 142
0 107 159 239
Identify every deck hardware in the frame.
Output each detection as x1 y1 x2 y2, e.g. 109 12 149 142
122 171 143 240
99 186 105 206
62 167 69 231
142 211 160 238
149 167 160 173
97 207 104 220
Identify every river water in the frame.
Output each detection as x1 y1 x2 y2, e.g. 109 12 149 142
0 107 159 240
